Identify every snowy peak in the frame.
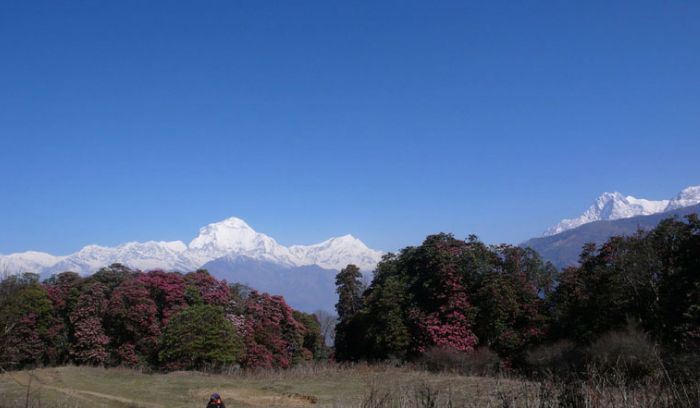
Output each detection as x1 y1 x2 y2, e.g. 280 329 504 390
625 196 670 214
187 217 301 266
290 234 383 271
590 192 669 220
0 251 66 275
544 185 699 236
666 186 700 211
189 217 256 251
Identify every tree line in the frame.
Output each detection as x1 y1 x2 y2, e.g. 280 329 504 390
0 266 324 370
334 215 700 373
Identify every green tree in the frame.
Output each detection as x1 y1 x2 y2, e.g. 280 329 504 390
335 264 363 319
293 310 323 359
88 263 136 296
0 273 53 368
334 264 364 360
550 215 700 351
362 272 410 360
159 305 244 369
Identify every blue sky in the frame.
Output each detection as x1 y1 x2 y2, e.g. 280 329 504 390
1 1 699 255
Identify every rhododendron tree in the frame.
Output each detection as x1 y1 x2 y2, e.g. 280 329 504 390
2 267 330 370
240 291 308 368
43 272 83 365
138 270 187 326
406 235 478 354
184 270 230 306
107 276 160 365
69 282 110 365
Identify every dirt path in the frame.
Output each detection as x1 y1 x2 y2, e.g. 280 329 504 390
2 371 164 408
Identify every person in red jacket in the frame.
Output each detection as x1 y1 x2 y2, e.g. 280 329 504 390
206 393 225 408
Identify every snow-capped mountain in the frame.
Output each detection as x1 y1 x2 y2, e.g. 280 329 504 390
42 241 193 277
187 218 302 267
544 185 700 236
1 217 384 277
0 251 65 275
290 234 384 271
666 186 700 211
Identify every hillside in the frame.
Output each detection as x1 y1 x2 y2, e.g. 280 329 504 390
202 255 338 312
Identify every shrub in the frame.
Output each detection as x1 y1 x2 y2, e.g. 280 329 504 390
588 325 660 384
526 340 585 379
420 346 499 376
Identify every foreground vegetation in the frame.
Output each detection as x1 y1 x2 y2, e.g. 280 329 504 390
2 363 698 408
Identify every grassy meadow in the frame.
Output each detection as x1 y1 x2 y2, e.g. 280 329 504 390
0 364 540 408
2 364 695 408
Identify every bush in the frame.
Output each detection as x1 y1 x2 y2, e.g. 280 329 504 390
588 325 660 384
526 340 585 379
420 346 499 376
159 304 244 370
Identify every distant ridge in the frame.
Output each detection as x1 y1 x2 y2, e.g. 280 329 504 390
524 203 700 269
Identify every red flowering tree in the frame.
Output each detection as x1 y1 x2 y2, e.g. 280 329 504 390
408 235 478 353
43 272 83 365
137 270 187 326
107 276 161 365
240 291 308 368
69 282 110 365
345 234 552 363
184 270 230 306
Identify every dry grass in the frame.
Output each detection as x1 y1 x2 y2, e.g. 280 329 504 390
1 364 698 408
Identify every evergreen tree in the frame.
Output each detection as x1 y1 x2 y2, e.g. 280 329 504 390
334 264 364 360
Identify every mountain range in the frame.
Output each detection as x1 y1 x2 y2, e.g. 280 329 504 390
0 217 383 312
544 186 700 236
